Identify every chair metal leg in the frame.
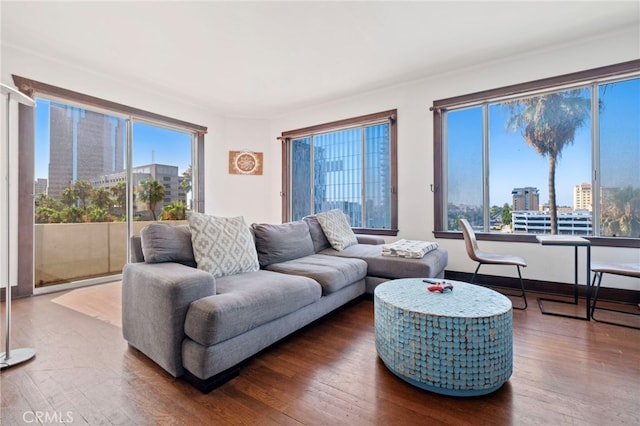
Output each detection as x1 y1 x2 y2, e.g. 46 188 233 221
589 272 603 319
470 264 481 284
590 271 640 330
513 265 527 310
469 263 527 310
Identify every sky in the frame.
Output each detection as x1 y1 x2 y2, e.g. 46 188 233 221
447 78 639 208
34 99 192 181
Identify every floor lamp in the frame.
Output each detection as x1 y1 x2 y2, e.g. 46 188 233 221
1 83 36 369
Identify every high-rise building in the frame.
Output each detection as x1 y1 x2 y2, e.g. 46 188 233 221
34 178 48 196
574 183 592 211
512 187 539 211
48 103 124 198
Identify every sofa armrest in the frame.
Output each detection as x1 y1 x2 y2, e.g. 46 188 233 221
356 235 385 245
122 262 215 377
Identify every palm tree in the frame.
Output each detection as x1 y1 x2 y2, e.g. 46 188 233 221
138 179 165 221
60 206 84 223
506 90 591 234
73 180 94 211
110 182 127 217
91 187 113 211
180 165 192 194
60 187 78 208
160 200 187 221
87 207 110 223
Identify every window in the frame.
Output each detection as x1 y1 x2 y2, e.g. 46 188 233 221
281 110 398 235
433 60 640 245
15 74 207 290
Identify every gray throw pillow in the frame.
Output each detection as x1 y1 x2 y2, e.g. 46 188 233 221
303 215 332 253
251 221 315 267
315 209 358 251
188 212 259 278
140 223 196 267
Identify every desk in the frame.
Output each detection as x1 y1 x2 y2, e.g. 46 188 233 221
536 235 591 320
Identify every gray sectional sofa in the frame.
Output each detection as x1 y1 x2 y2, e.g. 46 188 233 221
122 211 447 392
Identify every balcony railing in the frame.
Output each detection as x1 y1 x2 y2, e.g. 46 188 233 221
35 220 187 287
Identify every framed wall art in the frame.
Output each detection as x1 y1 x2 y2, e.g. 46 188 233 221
228 150 263 175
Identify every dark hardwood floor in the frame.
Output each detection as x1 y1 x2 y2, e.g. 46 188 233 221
1 284 639 425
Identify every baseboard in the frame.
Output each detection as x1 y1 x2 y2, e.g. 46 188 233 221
445 271 638 305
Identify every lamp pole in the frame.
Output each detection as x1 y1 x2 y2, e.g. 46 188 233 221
1 82 36 369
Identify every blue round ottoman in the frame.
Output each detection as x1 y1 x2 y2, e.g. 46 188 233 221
374 278 513 396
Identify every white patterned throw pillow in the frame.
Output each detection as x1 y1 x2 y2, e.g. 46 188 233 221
315 209 358 251
187 212 259 278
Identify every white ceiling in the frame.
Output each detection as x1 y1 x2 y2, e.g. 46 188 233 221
2 1 639 118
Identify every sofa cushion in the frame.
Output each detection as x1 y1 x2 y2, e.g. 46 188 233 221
303 215 332 253
187 212 259 278
265 254 367 295
251 221 315 267
315 209 358 251
140 223 196 267
320 244 449 280
184 270 321 346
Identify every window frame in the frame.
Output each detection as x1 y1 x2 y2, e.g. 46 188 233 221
432 60 640 248
281 109 398 235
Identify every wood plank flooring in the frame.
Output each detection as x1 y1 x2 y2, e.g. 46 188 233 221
1 283 639 425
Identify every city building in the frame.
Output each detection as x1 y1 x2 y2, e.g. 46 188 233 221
511 187 539 211
34 178 48 196
574 183 593 211
90 163 188 219
511 210 592 235
538 203 574 213
48 103 125 198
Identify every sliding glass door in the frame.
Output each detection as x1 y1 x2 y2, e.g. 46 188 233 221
33 99 195 289
129 121 194 234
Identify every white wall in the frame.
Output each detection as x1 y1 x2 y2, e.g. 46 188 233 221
2 27 638 290
206 117 278 224
268 27 640 290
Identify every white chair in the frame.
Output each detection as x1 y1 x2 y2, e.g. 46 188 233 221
590 262 640 329
459 219 528 309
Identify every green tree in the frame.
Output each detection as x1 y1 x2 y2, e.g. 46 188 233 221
138 179 165 221
601 185 640 237
35 207 61 224
180 165 192 194
160 200 186 221
501 203 512 226
60 206 84 223
61 187 79 208
506 90 592 234
35 193 63 211
110 182 127 217
74 180 93 211
91 187 113 211
87 207 110 223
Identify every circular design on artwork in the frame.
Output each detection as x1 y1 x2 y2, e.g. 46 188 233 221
232 151 260 175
